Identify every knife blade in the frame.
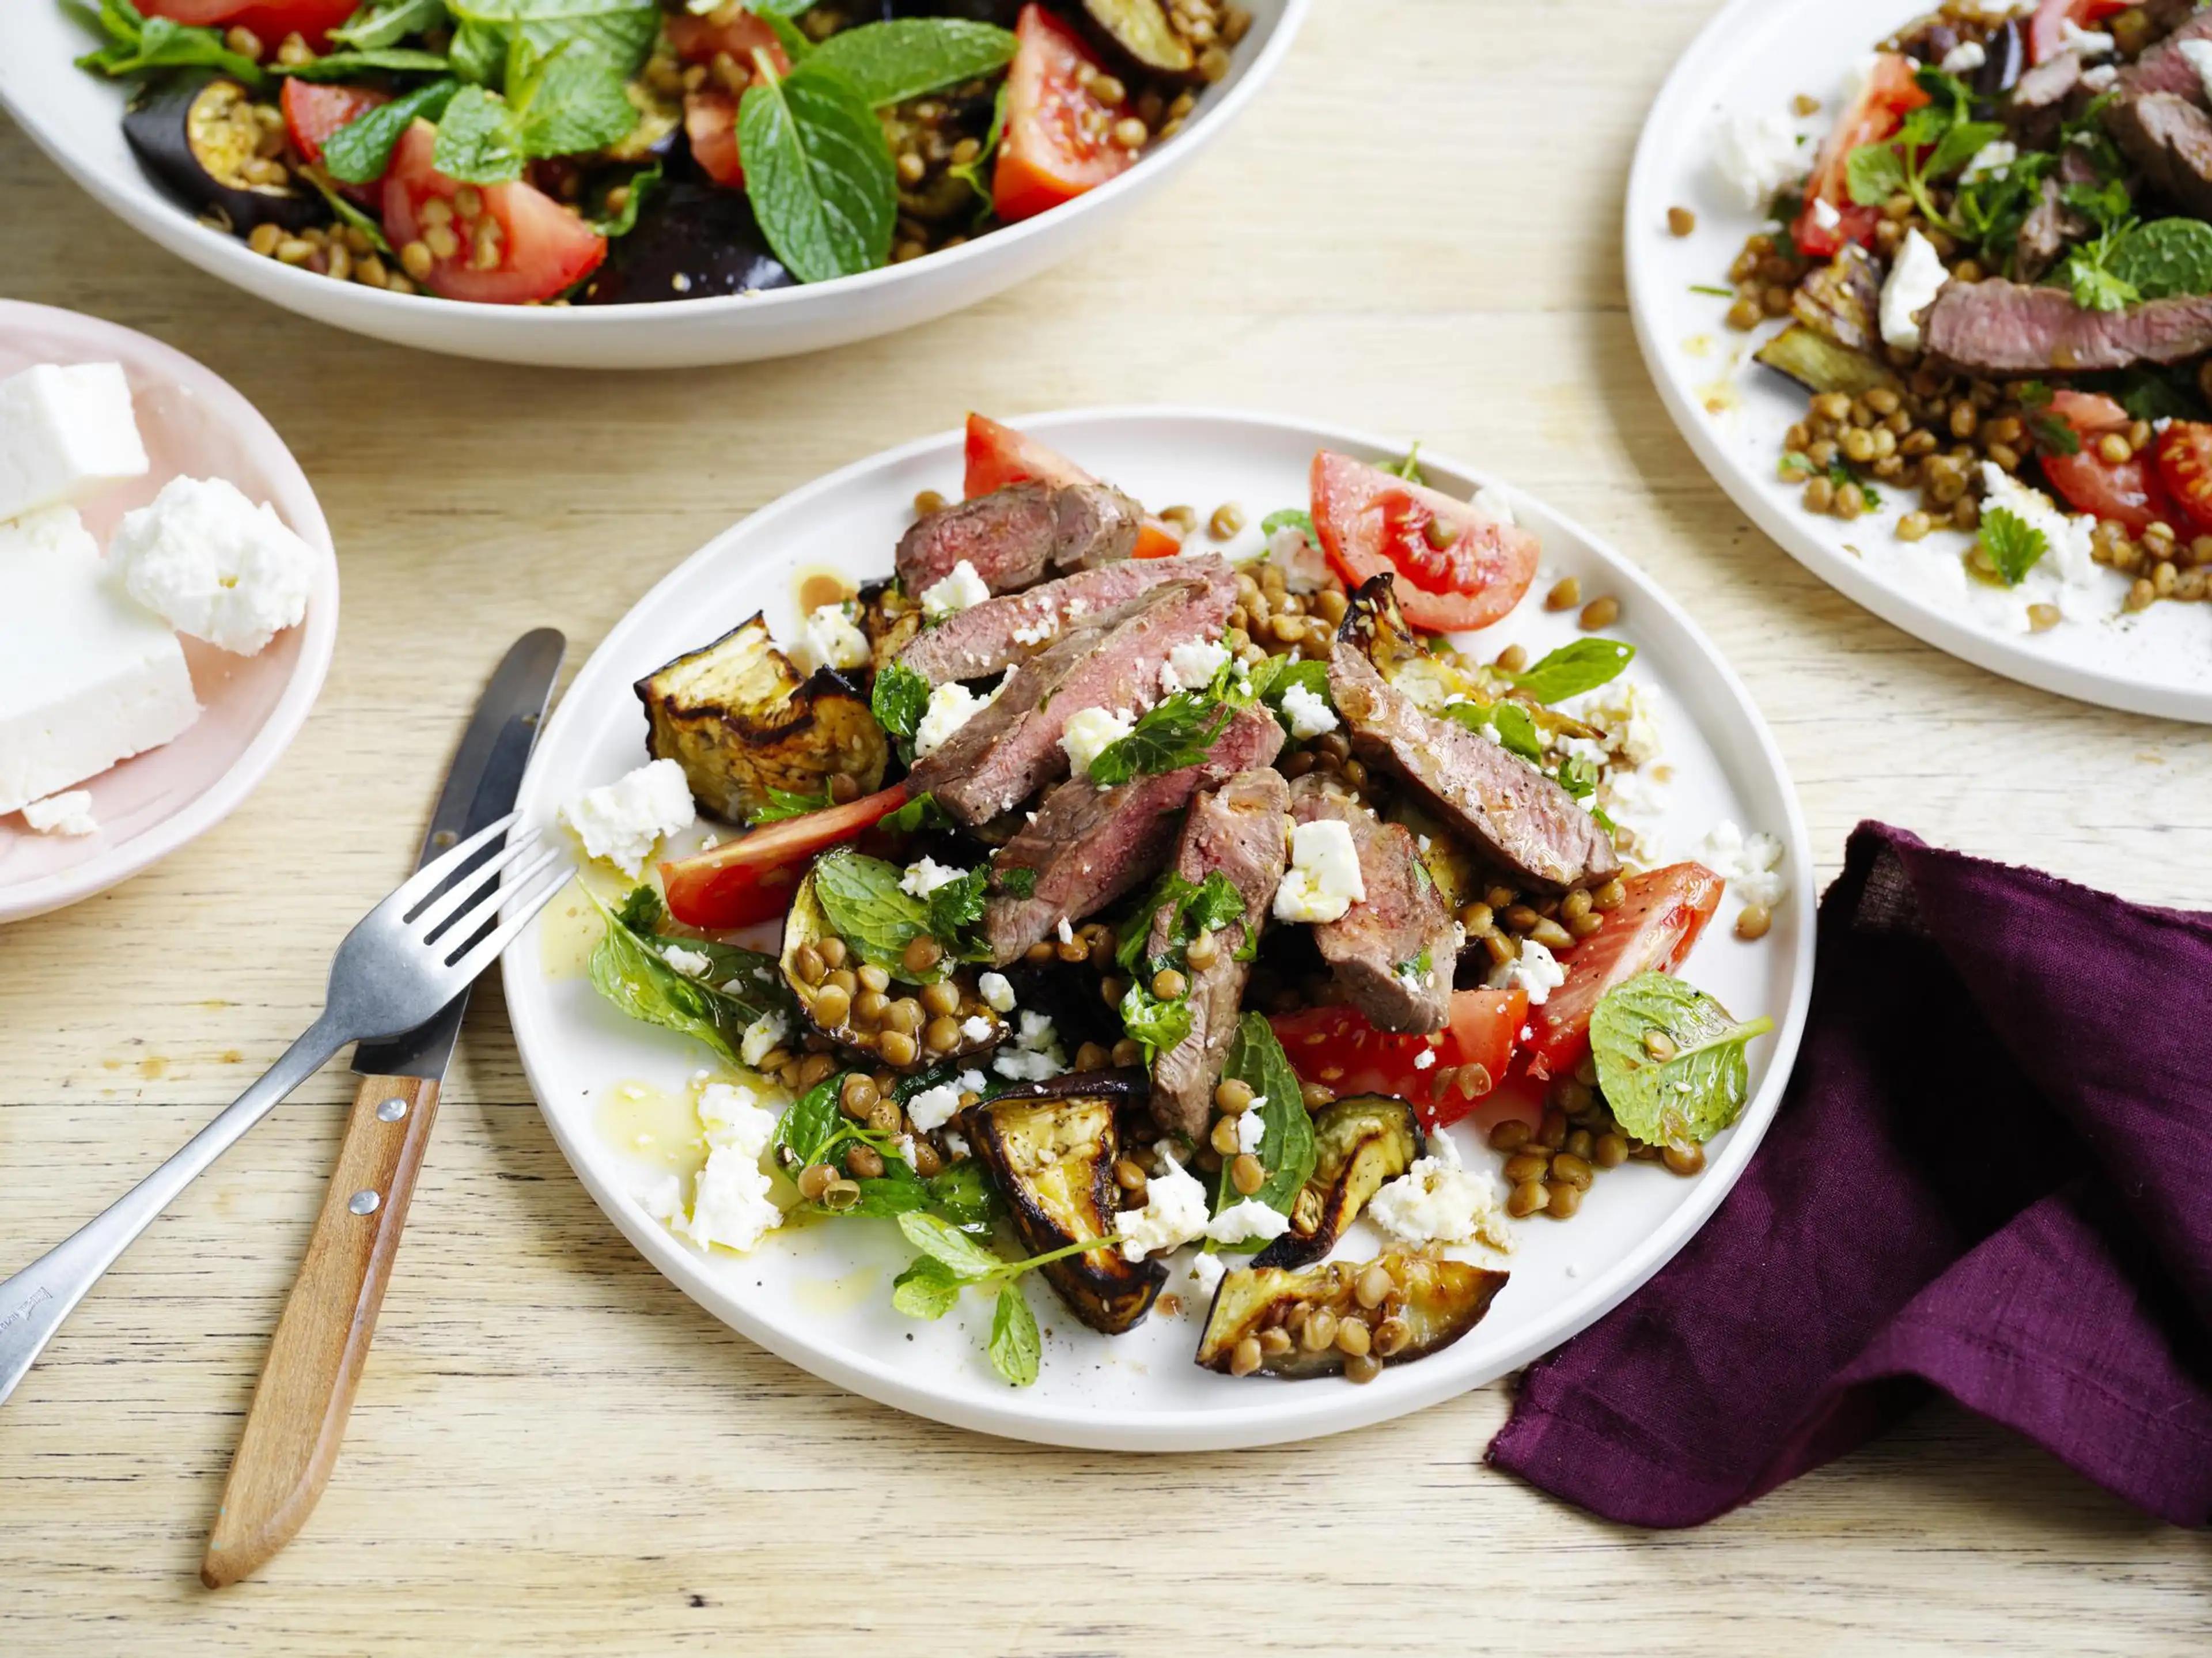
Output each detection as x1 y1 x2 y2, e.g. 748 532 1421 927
201 629 565 1589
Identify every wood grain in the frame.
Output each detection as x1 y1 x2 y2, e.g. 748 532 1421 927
201 1072 443 1590
3 0 2210 1651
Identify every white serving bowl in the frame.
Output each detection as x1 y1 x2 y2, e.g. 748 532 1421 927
0 3 1306 369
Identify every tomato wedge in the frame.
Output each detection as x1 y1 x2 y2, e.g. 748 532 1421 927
2028 0 2131 66
684 89 745 188
961 412 1184 558
1270 989 1529 1130
2152 421 2212 537
1792 53 1929 260
142 0 355 46
1308 450 1540 633
660 784 911 930
2037 390 2179 536
281 78 388 168
380 121 607 304
1522 864 1724 1082
993 3 1137 225
665 6 792 73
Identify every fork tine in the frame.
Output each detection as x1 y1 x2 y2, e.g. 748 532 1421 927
426 841 566 963
408 828 547 943
441 857 573 986
391 810 519 913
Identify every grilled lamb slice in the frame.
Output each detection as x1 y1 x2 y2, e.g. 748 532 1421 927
896 554 1234 685
1290 775 1457 1035
1144 769 1291 1139
906 576 1237 826
2007 51 2080 147
2115 8 2212 100
1922 278 2212 374
1325 590 1618 892
2105 90 2212 219
980 707 1285 967
893 480 1145 597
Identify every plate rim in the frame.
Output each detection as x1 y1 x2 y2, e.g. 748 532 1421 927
499 404 1817 1451
0 298 340 924
1623 0 2212 725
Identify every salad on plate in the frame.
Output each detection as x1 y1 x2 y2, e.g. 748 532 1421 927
547 415 1781 1390
66 0 1253 304
1699 0 2212 630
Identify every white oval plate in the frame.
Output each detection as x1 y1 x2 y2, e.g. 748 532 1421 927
500 408 1815 1451
1 4 1305 370
1628 0 2212 723
0 300 339 924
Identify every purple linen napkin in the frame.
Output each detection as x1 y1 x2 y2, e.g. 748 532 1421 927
1486 823 2212 1528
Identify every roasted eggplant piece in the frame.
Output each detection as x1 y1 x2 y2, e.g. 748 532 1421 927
779 866 1004 1068
855 577 925 677
962 1082 1165 1334
638 614 889 822
1254 1096 1419 1272
1753 323 1902 398
125 74 320 234
1388 801 1485 914
1078 0 1196 77
1196 1252 1507 1380
1790 245 1884 354
577 182 794 304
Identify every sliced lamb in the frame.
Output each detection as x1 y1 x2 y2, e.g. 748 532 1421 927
979 707 1285 967
2104 90 2212 219
895 554 1234 685
2016 177 2090 282
1325 618 1619 891
2008 51 2081 147
893 480 1144 597
906 576 1237 826
1289 776 1457 1035
1143 770 1291 1139
1922 277 2212 373
2113 9 2212 100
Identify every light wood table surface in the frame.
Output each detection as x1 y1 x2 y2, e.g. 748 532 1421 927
4 1 2209 1651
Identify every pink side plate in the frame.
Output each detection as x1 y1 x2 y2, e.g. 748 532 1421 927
0 300 339 923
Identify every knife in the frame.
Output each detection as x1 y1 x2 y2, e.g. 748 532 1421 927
200 629 566 1590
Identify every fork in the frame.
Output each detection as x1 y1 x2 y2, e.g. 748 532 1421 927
0 812 569 1410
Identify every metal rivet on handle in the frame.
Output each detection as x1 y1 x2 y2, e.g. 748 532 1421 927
376 1097 408 1122
349 1190 381 1216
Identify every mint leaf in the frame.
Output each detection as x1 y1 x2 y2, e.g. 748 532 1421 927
331 0 450 51
278 47 451 79
891 1256 964 1319
2108 218 2212 302
70 0 266 84
769 1071 847 1170
324 77 458 183
1213 1015 1315 1223
810 849 937 980
738 55 897 283
1590 972 1772 1146
987 1285 1040 1386
1444 699 1543 763
808 18 1016 108
585 891 786 1065
509 34 638 155
1844 142 1904 207
1086 692 1232 786
588 160 659 237
431 84 526 181
2025 411 2081 457
948 77 1007 206
880 790 951 834
1504 638 1635 703
871 660 931 760
897 1210 1004 1278
747 784 834 824
1978 507 2048 586
444 0 657 78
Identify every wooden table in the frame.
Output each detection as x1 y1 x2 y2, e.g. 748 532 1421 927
5 1 2209 1650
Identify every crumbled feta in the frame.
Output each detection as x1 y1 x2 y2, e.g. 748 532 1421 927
959 1068 987 1093
1960 140 2016 184
1413 1047 1436 1071
738 1009 788 1068
905 1081 964 1132
2058 19 2113 58
978 971 1016 1013
1264 522 1331 592
21 790 97 835
1488 937 1567 1005
1206 1199 1291 1246
1234 1109 1264 1156
1469 484 1517 525
1272 818 1365 923
899 856 968 898
1010 617 1058 647
1574 677 1662 767
660 944 713 978
1163 639 1229 693
1710 108 1802 212
1810 196 1842 232
919 558 991 618
942 1129 969 1158
696 1081 767 1145
108 475 314 656
1880 228 1950 352
1187 1251 1226 1295
1016 1009 1057 1051
2082 62 2118 91
1117 1145 1210 1259
791 600 869 674
1369 1158 1511 1250
560 758 696 877
1425 1130 1464 1169
0 361 148 522
912 675 1004 759
1940 39 1986 75
960 1013 995 1043
1059 705 1133 779
1279 681 1338 739
1700 819 1787 910
1056 916 1075 945
683 1096 782 1254
994 1047 1064 1082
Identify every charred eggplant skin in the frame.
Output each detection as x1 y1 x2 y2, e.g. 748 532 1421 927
779 866 1003 1068
1753 323 1901 398
1078 0 1196 77
124 74 320 234
1253 1096 1418 1272
961 1085 1165 1335
578 182 794 305
1196 1253 1507 1380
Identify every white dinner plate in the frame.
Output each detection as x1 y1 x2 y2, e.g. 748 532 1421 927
0 3 1305 370
0 300 339 924
1628 0 2212 722
499 407 1815 1451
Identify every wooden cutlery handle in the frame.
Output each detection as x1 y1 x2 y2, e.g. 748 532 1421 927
200 1072 443 1589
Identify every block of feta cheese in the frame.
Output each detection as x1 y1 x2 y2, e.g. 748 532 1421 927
108 475 315 657
0 362 150 524
21 790 98 835
0 508 199 814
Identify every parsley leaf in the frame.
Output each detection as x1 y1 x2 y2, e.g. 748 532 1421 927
69 0 266 83
1085 692 1232 786
1118 978 1194 1066
993 865 1037 900
880 790 952 835
1977 507 2048 586
1844 142 1904 208
2026 411 2081 457
746 785 834 824
921 866 990 952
